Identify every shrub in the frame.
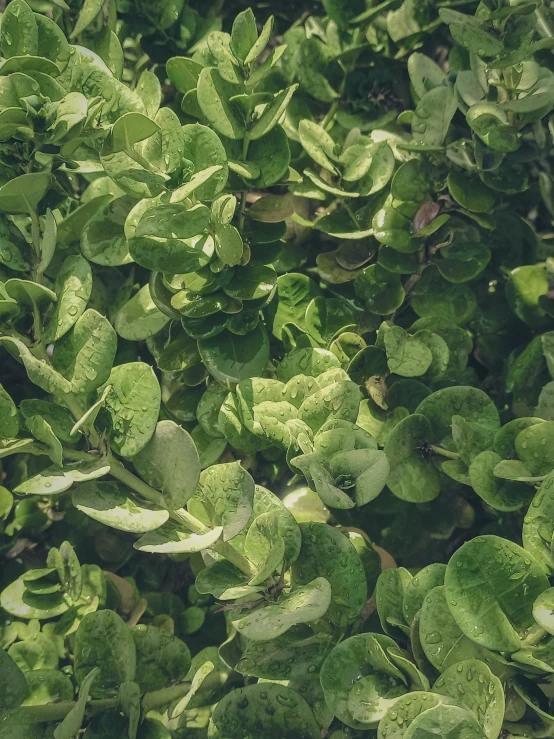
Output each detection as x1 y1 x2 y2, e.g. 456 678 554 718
1 0 554 737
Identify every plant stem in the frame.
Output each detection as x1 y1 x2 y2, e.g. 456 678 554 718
64 394 102 448
108 456 257 577
63 448 256 577
18 698 119 723
322 100 340 130
127 148 167 177
108 456 167 508
428 444 461 460
18 680 195 723
519 623 547 648
238 190 248 232
141 681 192 714
29 210 41 284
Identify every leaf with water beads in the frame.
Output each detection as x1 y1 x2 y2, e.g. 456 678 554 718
74 610 136 699
291 522 367 627
444 535 549 652
402 563 446 626
376 567 413 639
377 691 459 739
383 414 441 503
320 632 408 729
235 633 331 680
73 481 169 533
208 683 321 738
132 624 191 693
419 586 502 674
515 421 554 475
101 361 161 458
135 524 223 554
43 255 92 343
469 451 534 512
190 461 254 542
403 702 487 739
432 659 504 739
132 420 200 510
522 470 554 574
232 577 331 641
52 309 117 395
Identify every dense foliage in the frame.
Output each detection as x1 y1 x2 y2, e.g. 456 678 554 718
2 0 554 737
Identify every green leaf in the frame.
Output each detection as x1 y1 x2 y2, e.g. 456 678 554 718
23 669 73 706
412 85 457 147
102 362 161 457
115 284 170 341
298 120 339 174
522 471 554 573
292 522 367 626
376 567 412 639
444 535 549 652
108 112 159 155
0 383 18 438
9 632 59 672
74 610 136 698
419 586 495 673
506 264 552 329
0 172 51 215
135 70 162 118
377 692 459 739
25 415 63 466
230 8 258 61
54 667 99 739
439 8 504 57
132 624 191 692
244 15 273 64
402 563 446 626
197 68 246 140
214 223 243 266
320 632 408 729
249 195 295 223
447 170 495 213
209 684 320 739
384 414 441 503
432 660 504 739
70 0 104 39
73 481 169 533
411 266 477 324
52 309 116 394
416 385 500 447
408 53 447 98
248 84 298 140
42 255 92 343
1 577 69 620
166 57 203 94
469 451 533 511
135 523 223 554
132 420 200 509
267 273 322 340
0 337 71 395
384 325 433 377
199 325 270 384
0 648 28 710
233 577 331 640
397 702 487 739
192 461 254 541
1 0 38 59
532 587 554 634
14 459 110 496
